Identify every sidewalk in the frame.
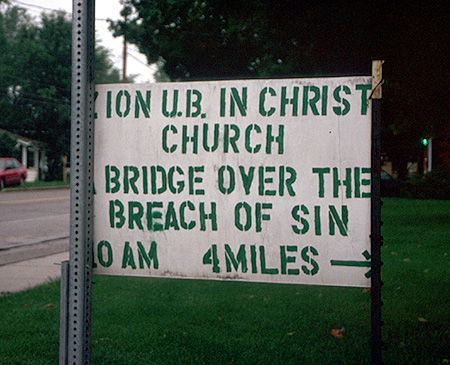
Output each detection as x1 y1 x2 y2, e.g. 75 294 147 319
0 251 69 294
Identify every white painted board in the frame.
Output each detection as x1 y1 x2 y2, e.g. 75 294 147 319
93 77 372 287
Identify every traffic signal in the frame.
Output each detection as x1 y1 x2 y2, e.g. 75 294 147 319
422 138 428 146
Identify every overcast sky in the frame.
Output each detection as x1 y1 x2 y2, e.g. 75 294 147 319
9 0 156 83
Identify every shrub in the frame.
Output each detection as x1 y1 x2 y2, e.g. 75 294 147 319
399 170 450 200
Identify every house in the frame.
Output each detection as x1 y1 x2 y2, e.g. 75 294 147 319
0 129 46 182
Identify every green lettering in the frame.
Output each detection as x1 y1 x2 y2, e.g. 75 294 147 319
146 202 163 231
128 201 144 230
255 202 272 232
314 206 321 236
329 205 348 236
312 167 330 198
266 124 284 154
137 241 158 269
356 84 371 115
301 246 319 275
162 89 178 117
333 85 351 116
141 166 148 195
124 166 139 194
280 86 299 117
202 123 219 152
239 166 255 195
260 246 279 274
291 204 309 234
245 124 262 153
200 202 217 231
180 201 195 229
182 125 199 154
224 124 240 153
225 244 248 273
202 245 220 273
259 87 276 116
322 85 328 116
361 167 371 198
189 166 204 195
151 166 167 194
333 167 352 198
259 166 276 196
116 90 131 117
234 202 251 231
162 125 177 153
109 199 125 228
284 166 297 196
122 241 136 269
302 86 320 115
97 240 113 267
109 165 120 194
220 88 226 117
106 90 112 118
218 165 235 194
230 87 247 116
164 201 180 230
280 246 299 275
105 165 110 193
168 166 185 194
135 90 151 118
250 245 257 273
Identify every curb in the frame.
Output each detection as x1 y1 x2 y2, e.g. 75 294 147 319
0 185 70 193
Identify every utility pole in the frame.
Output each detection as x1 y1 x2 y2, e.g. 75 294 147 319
371 59 384 365
121 7 130 83
122 35 127 83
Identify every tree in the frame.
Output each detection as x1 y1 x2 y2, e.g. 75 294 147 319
112 0 450 175
0 130 18 157
0 5 121 179
95 43 122 84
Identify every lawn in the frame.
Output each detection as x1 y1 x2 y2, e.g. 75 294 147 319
0 198 449 364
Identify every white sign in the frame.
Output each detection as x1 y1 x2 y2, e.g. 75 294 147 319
93 77 372 287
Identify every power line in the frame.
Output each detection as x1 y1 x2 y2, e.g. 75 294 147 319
10 0 57 12
0 72 71 94
9 0 109 21
128 51 154 70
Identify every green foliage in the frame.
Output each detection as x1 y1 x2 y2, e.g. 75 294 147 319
0 4 120 179
381 198 450 363
1 199 450 363
0 130 18 157
95 43 122 84
0 281 61 364
400 171 450 200
112 1 450 174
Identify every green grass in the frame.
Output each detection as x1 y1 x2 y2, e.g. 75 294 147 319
0 198 449 364
22 180 70 189
380 199 450 363
2 179 69 191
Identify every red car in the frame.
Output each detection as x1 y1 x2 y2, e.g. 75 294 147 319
0 157 27 190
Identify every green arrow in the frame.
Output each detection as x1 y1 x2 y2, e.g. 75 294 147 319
330 250 372 278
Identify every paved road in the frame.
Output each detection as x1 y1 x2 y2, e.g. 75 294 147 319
0 188 70 265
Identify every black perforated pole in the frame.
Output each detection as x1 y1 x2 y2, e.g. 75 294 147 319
371 60 383 364
61 1 96 364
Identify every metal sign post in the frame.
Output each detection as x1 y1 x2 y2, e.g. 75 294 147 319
60 1 96 364
371 60 384 364
60 1 383 357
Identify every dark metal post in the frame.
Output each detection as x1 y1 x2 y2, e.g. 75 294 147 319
64 1 96 363
59 261 69 364
371 60 383 364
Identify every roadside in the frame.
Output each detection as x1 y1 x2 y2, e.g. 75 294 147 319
0 251 68 294
0 186 70 292
0 181 69 193
0 237 69 266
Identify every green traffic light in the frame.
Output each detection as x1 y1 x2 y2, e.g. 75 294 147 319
422 138 428 146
